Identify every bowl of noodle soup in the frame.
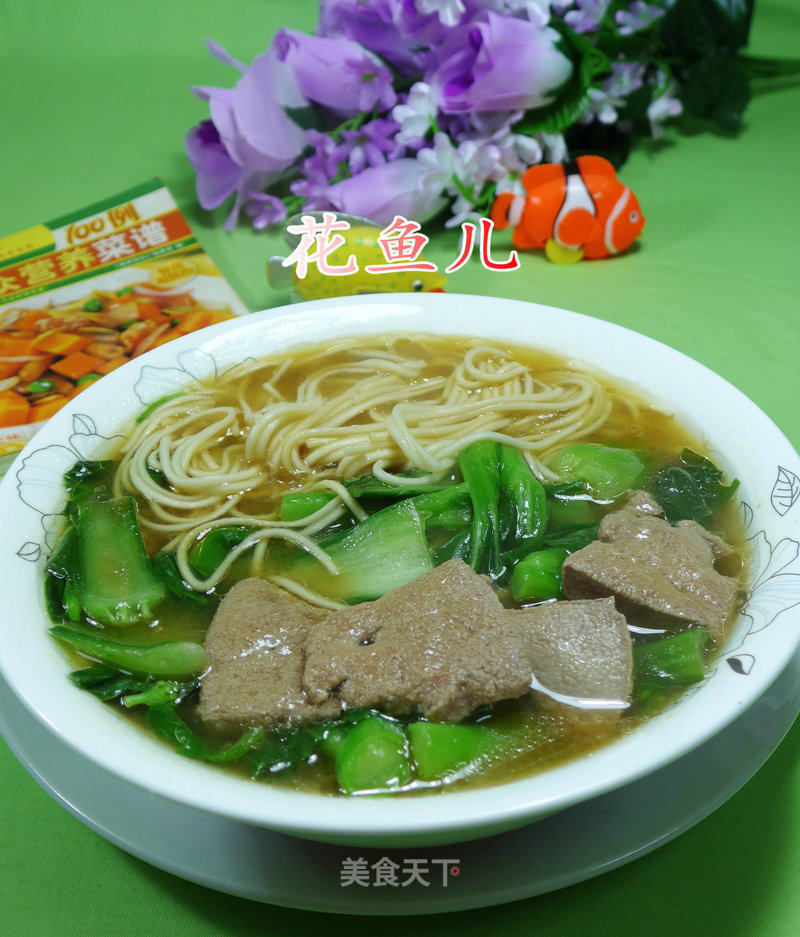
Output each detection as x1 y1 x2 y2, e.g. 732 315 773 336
1 292 799 847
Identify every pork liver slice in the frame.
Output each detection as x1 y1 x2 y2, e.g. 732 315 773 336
562 501 738 638
302 558 531 722
198 578 340 733
510 597 632 716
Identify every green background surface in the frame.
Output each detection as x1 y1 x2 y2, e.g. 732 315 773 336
1 1 800 934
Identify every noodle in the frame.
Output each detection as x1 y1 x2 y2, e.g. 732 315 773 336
115 334 623 597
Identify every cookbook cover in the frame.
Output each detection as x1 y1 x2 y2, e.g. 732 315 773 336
0 178 248 475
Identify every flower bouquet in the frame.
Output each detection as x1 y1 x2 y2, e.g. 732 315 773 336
186 0 799 230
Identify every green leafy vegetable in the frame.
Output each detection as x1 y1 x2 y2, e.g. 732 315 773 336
63 459 116 522
52 626 206 678
122 679 199 708
459 441 503 577
544 480 588 497
280 499 433 604
634 629 710 686
334 716 412 794
147 705 264 763
69 665 198 706
549 444 648 499
279 472 453 522
547 495 601 530
249 709 374 777
646 449 738 523
188 527 251 578
498 445 548 550
136 393 185 423
76 496 166 626
280 491 337 522
541 523 600 553
412 484 472 531
509 547 569 603
69 664 152 701
44 525 79 621
408 721 507 781
152 552 214 605
434 527 472 566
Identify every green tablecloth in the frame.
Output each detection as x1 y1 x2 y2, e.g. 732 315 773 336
2 1 799 933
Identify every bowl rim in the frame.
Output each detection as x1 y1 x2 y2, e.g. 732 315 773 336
2 292 800 845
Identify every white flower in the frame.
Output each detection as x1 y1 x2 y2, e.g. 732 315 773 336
582 86 624 125
393 82 438 145
445 193 483 228
493 133 544 173
539 131 567 162
478 0 552 26
456 138 504 186
415 0 466 26
418 132 505 199
605 60 645 97
647 86 683 138
417 132 460 196
495 174 525 196
647 70 683 138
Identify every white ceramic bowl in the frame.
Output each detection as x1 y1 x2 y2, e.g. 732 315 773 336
2 293 800 847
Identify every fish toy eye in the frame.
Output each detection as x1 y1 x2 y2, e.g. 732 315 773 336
629 211 639 222
412 279 424 292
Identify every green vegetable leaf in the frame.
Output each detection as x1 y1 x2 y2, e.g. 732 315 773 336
646 449 738 523
69 664 153 702
63 460 116 521
147 704 264 763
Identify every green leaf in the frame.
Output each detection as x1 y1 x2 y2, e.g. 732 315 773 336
659 0 754 59
564 121 632 169
517 28 610 135
646 449 738 523
146 704 264 763
683 56 751 132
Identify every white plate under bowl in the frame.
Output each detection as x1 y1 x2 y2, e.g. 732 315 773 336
1 293 800 847
1 657 797 914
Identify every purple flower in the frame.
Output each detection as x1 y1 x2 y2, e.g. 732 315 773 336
185 120 243 211
615 1 664 35
319 0 448 74
605 59 645 97
327 158 447 225
289 131 342 210
427 11 572 113
244 192 288 230
271 28 396 116
564 0 610 33
339 117 404 174
192 51 306 174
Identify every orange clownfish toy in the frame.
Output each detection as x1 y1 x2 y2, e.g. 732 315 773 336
491 156 645 263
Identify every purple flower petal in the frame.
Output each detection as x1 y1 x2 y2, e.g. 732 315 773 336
427 11 572 113
185 120 242 210
327 158 447 226
271 29 396 117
